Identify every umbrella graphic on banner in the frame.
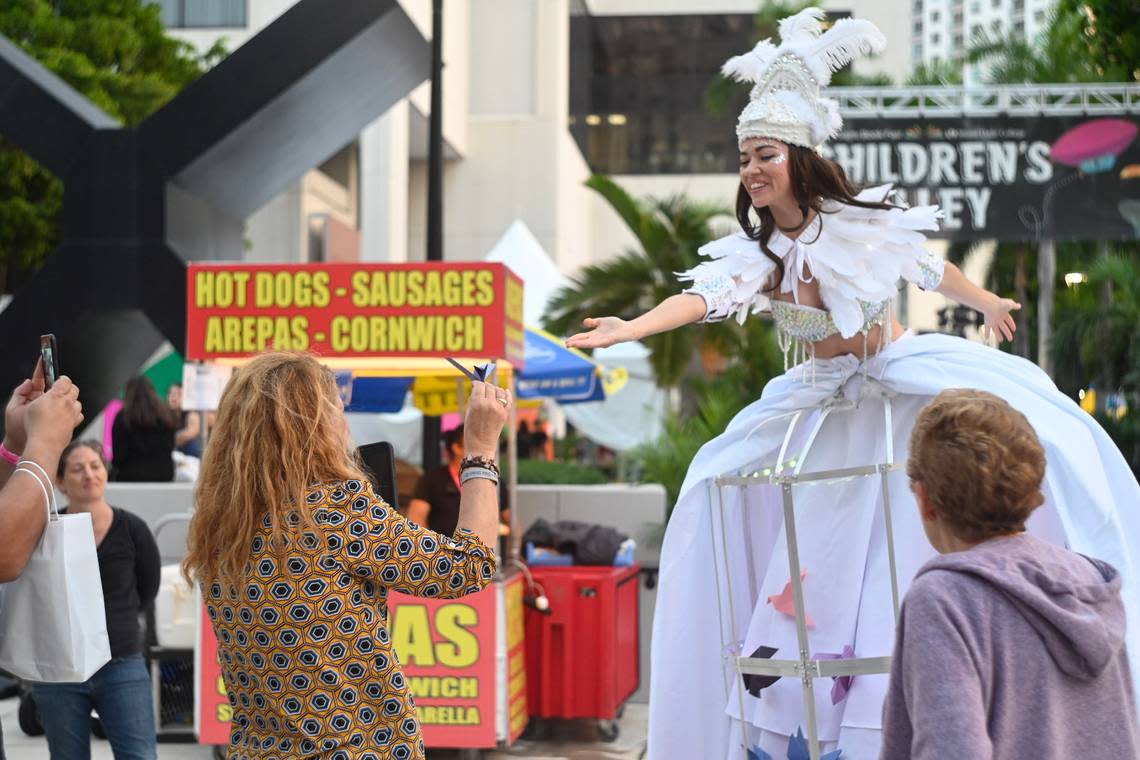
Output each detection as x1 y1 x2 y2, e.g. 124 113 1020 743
1021 118 1139 237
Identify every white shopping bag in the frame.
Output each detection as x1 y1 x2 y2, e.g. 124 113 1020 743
0 486 110 682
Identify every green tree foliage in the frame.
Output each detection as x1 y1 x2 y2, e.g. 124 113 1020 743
906 59 963 86
967 5 1115 83
1052 252 1140 477
1052 253 1140 399
0 0 224 290
1056 0 1140 82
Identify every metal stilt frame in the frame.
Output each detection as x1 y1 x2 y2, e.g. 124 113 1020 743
712 393 903 760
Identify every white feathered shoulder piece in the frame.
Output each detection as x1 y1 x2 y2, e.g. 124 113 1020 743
677 233 779 325
678 187 945 336
724 8 886 148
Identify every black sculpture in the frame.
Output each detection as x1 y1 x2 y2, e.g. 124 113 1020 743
0 0 428 421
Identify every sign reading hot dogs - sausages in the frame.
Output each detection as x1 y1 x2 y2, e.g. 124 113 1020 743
186 263 525 366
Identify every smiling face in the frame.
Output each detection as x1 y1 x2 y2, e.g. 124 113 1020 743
59 443 108 505
739 137 793 209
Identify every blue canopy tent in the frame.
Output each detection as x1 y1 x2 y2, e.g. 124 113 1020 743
342 376 413 413
514 327 603 404
345 328 603 414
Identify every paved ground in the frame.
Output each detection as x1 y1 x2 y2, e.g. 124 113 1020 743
0 696 648 759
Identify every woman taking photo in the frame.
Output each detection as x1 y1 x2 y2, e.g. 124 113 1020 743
31 440 161 760
183 352 509 759
567 9 1140 759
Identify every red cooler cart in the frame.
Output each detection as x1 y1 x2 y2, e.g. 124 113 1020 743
523 564 640 741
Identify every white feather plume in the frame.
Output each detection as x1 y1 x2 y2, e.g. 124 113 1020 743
720 39 779 83
801 17 886 78
778 7 826 44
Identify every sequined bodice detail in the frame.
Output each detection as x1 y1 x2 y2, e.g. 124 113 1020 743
771 299 888 342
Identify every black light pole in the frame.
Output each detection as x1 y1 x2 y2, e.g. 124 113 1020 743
422 0 444 471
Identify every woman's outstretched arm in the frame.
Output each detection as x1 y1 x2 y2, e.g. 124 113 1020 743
564 293 708 350
935 262 1021 343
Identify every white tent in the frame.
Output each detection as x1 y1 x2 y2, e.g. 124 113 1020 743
483 220 571 325
562 341 666 451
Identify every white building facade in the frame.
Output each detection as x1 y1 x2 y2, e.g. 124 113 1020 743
158 0 967 334
161 0 597 275
910 0 1056 84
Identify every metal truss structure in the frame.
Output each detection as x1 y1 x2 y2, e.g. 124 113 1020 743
827 83 1140 118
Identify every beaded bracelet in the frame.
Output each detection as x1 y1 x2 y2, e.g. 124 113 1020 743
459 454 499 477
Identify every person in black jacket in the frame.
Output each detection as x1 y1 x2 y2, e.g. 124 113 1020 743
112 376 177 482
32 440 161 760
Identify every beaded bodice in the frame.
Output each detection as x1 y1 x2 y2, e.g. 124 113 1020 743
770 299 888 342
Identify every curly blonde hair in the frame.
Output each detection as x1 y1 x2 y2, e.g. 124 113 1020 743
907 389 1045 543
182 352 366 587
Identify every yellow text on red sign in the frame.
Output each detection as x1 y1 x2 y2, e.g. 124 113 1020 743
388 585 498 747
186 263 524 366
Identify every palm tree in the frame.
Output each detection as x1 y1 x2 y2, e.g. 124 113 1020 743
906 59 963 86
1052 253 1140 475
1052 253 1140 399
542 174 739 388
968 6 1129 84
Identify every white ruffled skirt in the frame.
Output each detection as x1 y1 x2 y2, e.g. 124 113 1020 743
646 332 1140 760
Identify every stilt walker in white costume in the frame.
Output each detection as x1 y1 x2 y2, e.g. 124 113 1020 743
566 8 1140 760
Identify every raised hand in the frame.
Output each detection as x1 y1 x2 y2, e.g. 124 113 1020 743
982 298 1021 344
463 381 511 459
4 359 47 454
24 375 84 456
565 317 635 350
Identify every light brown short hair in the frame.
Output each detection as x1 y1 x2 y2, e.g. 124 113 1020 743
907 389 1045 542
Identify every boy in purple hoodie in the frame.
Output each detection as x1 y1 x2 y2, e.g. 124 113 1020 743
880 389 1139 760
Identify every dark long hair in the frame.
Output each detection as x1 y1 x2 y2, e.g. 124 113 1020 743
735 145 898 293
121 375 177 430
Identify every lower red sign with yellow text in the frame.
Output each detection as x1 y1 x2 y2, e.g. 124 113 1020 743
197 575 527 748
196 602 232 746
388 585 497 746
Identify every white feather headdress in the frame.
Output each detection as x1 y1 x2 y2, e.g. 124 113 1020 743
724 8 885 148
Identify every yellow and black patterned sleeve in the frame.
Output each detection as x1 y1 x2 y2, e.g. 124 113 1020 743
316 479 497 599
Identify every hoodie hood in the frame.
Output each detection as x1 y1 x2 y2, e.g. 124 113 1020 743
917 534 1126 680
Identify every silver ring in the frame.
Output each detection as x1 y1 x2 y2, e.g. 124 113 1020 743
496 396 508 406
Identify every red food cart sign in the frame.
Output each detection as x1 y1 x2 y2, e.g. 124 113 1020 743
186 262 524 367
199 583 512 749
505 573 529 742
389 585 498 747
196 601 231 746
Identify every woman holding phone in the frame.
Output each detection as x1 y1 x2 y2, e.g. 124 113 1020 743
183 351 510 759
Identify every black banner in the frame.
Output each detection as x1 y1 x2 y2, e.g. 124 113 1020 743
822 115 1140 241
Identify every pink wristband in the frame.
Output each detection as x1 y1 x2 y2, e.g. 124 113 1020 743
0 442 20 466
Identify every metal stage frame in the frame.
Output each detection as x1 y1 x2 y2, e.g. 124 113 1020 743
710 392 902 760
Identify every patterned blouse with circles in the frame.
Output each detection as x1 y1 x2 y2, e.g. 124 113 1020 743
205 478 497 760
